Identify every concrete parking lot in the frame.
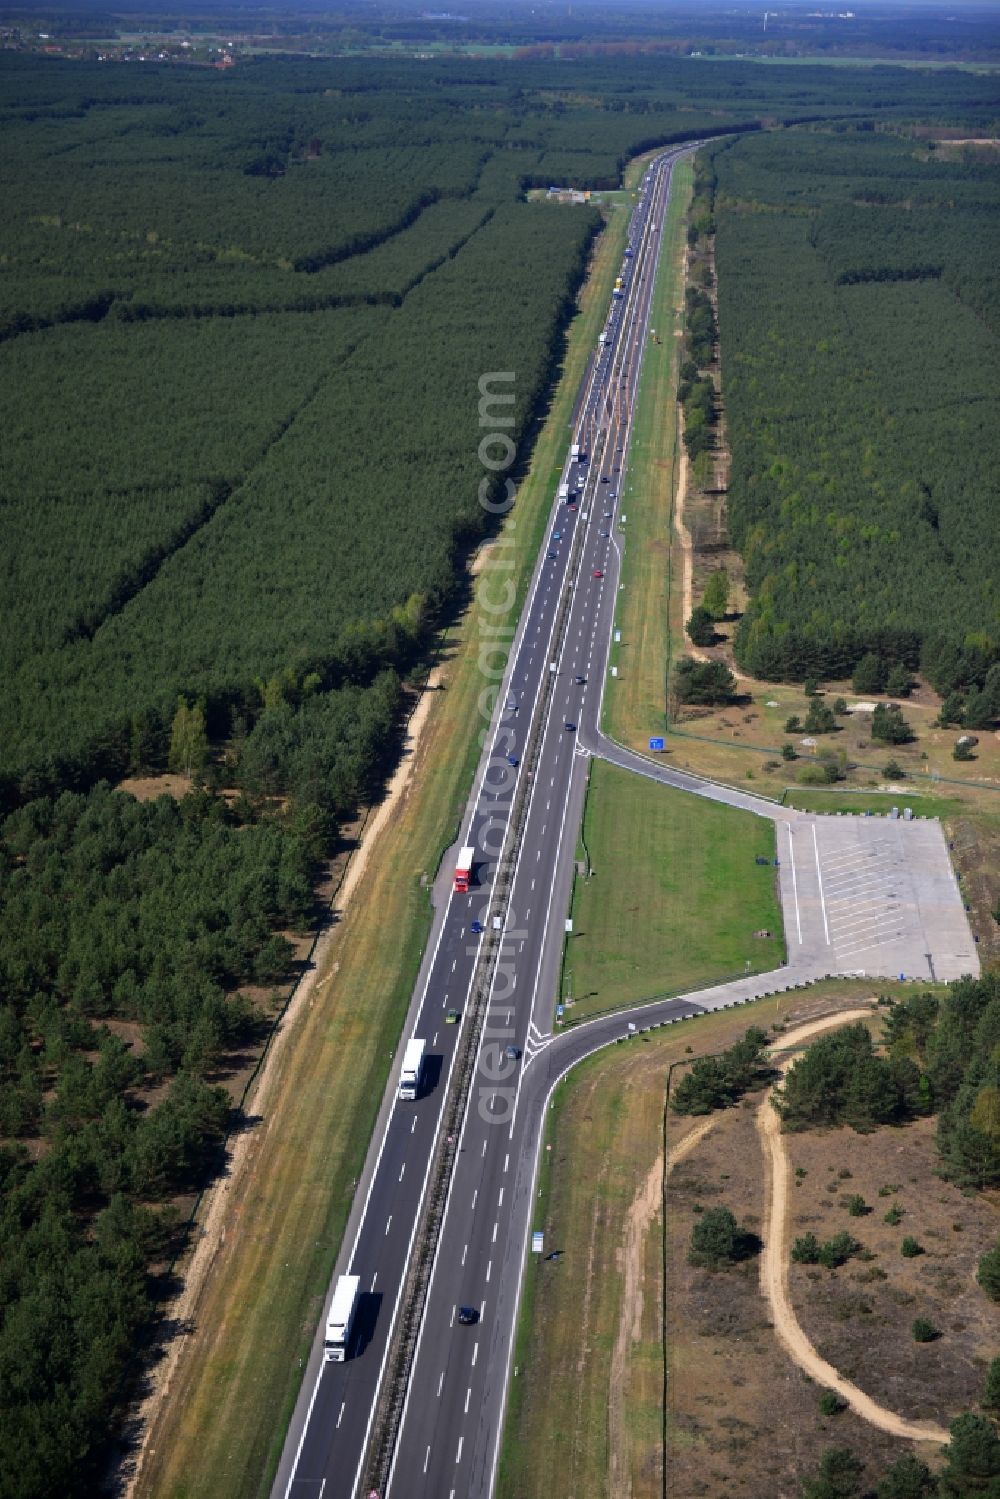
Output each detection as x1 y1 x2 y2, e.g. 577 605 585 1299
779 815 978 983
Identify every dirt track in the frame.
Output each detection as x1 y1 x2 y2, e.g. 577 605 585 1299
755 1012 949 1446
608 1117 716 1494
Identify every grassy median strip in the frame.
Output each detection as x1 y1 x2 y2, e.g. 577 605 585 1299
137 199 631 1499
605 155 693 752
560 759 783 1022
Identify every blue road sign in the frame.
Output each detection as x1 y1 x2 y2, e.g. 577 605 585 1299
649 737 665 751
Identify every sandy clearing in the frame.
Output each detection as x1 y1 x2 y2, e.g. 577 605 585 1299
756 1010 949 1446
608 1117 716 1494
124 668 441 1496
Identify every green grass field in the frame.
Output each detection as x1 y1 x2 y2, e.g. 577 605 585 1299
782 789 969 820
605 156 692 751
562 759 784 1021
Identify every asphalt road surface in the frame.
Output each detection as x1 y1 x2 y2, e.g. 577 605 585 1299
274 142 978 1499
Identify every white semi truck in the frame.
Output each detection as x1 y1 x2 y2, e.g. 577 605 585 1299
399 1037 427 1101
324 1274 360 1362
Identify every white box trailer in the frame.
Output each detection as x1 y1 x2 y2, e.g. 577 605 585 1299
324 1274 360 1362
399 1037 426 1101
558 481 570 501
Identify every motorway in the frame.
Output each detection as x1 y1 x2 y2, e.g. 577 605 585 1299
275 140 978 1499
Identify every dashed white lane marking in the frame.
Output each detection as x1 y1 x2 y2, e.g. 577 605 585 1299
472 1341 479 1367
464 1387 472 1415
812 824 831 945
461 1243 468 1265
385 1216 392 1236
337 1402 345 1430
486 1259 492 1282
456 1437 464 1465
503 1152 509 1173
492 1221 499 1243
424 1445 431 1473
411 1115 417 1134
471 1188 478 1210
437 1370 445 1397
399 1163 405 1182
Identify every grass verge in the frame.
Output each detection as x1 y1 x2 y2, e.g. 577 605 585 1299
137 190 633 1499
605 155 693 751
561 758 783 1022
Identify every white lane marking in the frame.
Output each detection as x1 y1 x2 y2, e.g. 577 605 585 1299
410 1115 417 1134
472 1341 479 1367
424 1446 431 1474
385 1216 392 1236
486 1259 493 1282
451 958 457 973
336 1402 345 1430
503 1152 509 1173
456 1438 464 1466
492 1221 499 1243
371 1272 378 1291
465 1387 472 1415
450 1305 456 1327
462 1243 468 1266
498 1187 504 1207
531 877 536 891
787 826 802 945
812 824 831 945
482 1137 488 1157
432 1032 438 1046
471 1188 478 1210
437 1370 445 1397
398 1163 405 1183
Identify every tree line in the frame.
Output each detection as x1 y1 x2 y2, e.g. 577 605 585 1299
706 128 1000 700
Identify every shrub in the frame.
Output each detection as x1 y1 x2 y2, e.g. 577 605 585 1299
977 1240 1000 1302
792 1232 822 1264
883 760 904 780
804 677 820 697
819 1232 862 1270
686 606 716 647
673 656 736 706
939 1413 1000 1494
805 699 836 734
875 1454 936 1499
872 702 914 745
689 1206 757 1269
846 1195 868 1217
785 714 802 733
953 739 974 762
883 1205 903 1226
982 1356 1000 1411
912 1318 939 1342
900 1237 923 1258
819 1390 848 1417
801 1446 864 1499
833 697 848 715
781 741 797 761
